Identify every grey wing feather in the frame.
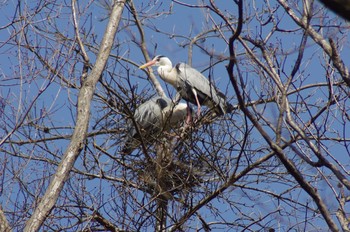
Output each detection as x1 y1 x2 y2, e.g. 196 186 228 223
135 97 169 131
122 97 170 154
176 63 227 114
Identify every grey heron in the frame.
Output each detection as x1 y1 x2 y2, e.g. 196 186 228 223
139 55 233 118
122 96 190 155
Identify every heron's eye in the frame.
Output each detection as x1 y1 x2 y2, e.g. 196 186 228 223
155 55 164 62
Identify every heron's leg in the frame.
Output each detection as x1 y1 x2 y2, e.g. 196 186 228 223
192 88 201 118
185 102 192 124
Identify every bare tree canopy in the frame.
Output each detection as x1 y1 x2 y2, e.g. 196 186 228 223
0 0 350 231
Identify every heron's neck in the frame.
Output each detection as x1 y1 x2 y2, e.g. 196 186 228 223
157 65 177 87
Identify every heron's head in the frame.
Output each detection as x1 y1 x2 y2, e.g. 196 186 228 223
139 55 172 69
156 97 169 110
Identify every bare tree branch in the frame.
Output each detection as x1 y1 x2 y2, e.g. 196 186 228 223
128 0 166 97
23 1 127 231
278 0 350 86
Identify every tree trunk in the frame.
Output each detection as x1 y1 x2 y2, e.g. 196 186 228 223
23 1 126 231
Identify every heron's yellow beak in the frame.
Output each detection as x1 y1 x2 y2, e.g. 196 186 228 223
139 60 156 69
139 64 148 69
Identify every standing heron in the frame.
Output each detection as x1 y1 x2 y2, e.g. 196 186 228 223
139 55 233 118
122 96 190 155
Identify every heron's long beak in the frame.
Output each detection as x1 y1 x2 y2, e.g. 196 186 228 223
139 60 156 69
